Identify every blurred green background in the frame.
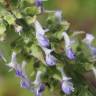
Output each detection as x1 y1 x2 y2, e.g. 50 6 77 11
0 0 96 96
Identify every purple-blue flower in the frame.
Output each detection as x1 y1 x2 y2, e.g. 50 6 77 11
88 45 96 57
83 33 96 57
55 10 62 22
61 77 74 95
35 83 45 96
66 48 75 60
41 47 57 66
38 83 45 93
83 33 94 45
34 20 48 35
20 80 30 89
16 70 23 77
46 53 56 66
36 33 49 47
62 32 75 60
34 20 50 47
33 71 45 96
35 0 42 7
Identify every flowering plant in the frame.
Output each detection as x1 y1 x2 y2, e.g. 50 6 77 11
0 0 96 96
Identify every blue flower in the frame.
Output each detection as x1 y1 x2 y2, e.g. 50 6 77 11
55 10 62 22
88 45 96 57
83 33 94 45
83 33 96 57
58 67 74 95
35 0 42 7
20 80 30 89
62 32 75 60
41 47 57 66
66 48 75 60
35 83 45 96
7 51 17 70
16 70 23 77
46 53 56 66
36 33 49 47
61 77 74 95
34 20 48 35
34 20 50 47
33 71 45 96
38 83 45 93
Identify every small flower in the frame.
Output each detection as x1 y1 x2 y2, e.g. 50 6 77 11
33 71 45 96
35 0 47 7
20 79 30 89
61 76 74 95
35 83 45 96
35 0 42 7
62 32 71 49
14 24 23 35
34 20 50 47
38 83 45 93
7 51 17 70
88 45 96 58
58 67 74 95
83 33 94 45
36 33 49 47
83 33 96 57
34 20 48 35
45 53 56 66
42 47 56 66
62 32 75 59
16 61 28 78
66 48 75 60
55 10 62 22
16 70 23 77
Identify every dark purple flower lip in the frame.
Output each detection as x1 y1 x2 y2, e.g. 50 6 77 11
20 80 30 89
35 0 43 7
38 83 45 92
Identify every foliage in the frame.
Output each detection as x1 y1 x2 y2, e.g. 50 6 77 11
0 0 96 96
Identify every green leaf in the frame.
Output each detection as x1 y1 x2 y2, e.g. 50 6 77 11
0 42 11 62
12 10 23 19
53 74 61 81
24 6 38 16
0 23 6 35
53 31 63 40
31 44 45 64
4 13 15 25
25 15 36 25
